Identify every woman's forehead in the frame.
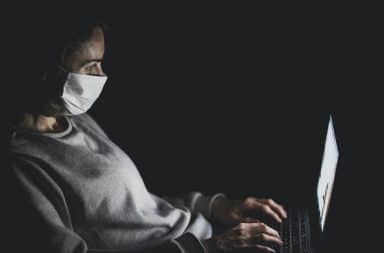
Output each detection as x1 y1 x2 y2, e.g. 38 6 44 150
67 27 105 68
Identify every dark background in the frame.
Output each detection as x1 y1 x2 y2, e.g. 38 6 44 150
93 10 332 199
3 6 383 252
86 9 381 252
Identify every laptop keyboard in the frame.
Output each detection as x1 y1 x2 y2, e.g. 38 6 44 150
280 207 311 253
267 207 312 253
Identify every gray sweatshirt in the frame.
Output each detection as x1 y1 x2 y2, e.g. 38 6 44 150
8 113 224 253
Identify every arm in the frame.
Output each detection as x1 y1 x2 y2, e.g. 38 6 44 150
155 192 227 219
4 157 205 253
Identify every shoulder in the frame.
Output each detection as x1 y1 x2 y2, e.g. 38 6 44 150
9 152 51 179
6 152 65 201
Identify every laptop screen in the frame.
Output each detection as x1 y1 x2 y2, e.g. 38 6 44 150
316 116 339 231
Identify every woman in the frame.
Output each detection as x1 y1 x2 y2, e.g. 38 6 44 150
5 17 286 253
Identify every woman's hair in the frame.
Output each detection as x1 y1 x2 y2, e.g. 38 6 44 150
9 15 108 122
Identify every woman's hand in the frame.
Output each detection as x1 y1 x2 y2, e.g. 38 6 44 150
202 222 283 253
211 196 287 225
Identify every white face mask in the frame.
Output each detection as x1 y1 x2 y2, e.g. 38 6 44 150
61 72 108 115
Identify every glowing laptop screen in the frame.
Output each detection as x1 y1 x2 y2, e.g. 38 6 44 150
317 116 339 231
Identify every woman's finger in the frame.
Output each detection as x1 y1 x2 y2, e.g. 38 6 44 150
252 233 283 247
259 199 287 219
261 205 282 223
254 244 277 253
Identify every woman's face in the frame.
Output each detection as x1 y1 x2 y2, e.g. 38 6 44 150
41 26 106 117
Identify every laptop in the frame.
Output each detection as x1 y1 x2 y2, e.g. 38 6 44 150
270 115 339 253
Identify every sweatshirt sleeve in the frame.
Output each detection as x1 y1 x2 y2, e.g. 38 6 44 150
3 157 206 253
161 192 227 219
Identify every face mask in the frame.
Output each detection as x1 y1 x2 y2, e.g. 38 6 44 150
61 72 108 115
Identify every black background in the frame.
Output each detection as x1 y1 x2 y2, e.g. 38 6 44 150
89 9 382 252
3 5 383 252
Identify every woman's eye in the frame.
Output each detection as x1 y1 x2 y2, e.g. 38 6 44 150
88 63 96 69
83 62 103 75
84 63 97 72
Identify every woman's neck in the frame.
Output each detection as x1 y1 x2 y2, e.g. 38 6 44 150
19 113 64 133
